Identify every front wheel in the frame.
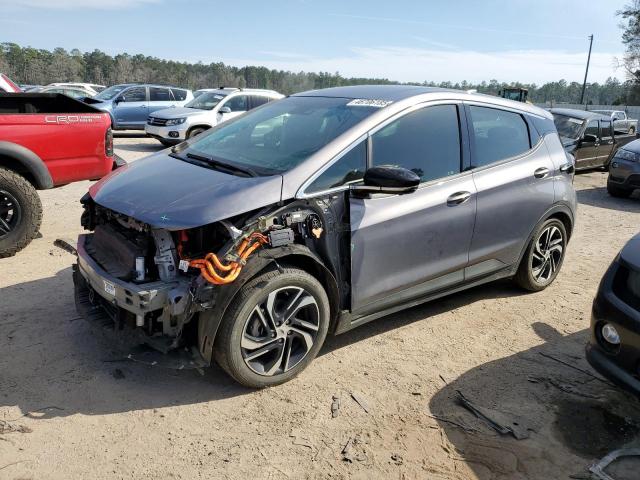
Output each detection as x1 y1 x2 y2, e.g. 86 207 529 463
214 267 330 388
187 127 206 139
514 218 567 292
0 168 42 258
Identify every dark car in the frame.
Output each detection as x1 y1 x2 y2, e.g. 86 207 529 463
607 139 640 198
587 233 640 396
550 108 637 171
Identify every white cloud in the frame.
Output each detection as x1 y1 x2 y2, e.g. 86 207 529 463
221 46 624 84
1 0 159 9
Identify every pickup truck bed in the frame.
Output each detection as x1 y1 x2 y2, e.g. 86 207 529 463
0 93 121 257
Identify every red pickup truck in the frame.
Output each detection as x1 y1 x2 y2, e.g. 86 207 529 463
0 92 121 257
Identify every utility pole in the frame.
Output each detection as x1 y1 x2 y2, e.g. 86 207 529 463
580 34 594 106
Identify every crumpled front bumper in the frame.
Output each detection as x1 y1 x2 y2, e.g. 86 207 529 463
75 233 181 319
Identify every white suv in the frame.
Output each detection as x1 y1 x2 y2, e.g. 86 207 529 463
145 88 284 145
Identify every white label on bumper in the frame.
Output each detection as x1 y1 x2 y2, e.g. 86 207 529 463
104 280 116 296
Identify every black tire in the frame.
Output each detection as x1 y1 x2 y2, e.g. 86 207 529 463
630 126 635 135
214 267 330 388
514 218 567 292
0 167 42 258
607 180 632 198
159 139 174 147
187 127 206 139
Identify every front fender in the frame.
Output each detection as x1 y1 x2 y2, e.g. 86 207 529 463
197 244 339 363
0 141 54 189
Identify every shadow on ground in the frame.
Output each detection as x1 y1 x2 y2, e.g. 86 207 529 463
114 141 165 153
577 186 640 212
113 131 148 139
428 323 640 480
0 267 524 421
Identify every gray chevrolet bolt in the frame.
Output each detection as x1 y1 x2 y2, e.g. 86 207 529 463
73 85 577 388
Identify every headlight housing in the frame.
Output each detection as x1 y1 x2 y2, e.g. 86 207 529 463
166 117 186 126
614 149 640 162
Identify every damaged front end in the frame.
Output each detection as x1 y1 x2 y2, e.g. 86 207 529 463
72 192 345 368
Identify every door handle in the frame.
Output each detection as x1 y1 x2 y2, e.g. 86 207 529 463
534 167 550 179
560 163 574 174
447 191 471 206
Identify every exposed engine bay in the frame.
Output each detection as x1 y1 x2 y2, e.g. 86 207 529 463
73 193 349 365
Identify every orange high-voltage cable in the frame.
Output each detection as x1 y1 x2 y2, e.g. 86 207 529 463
187 232 268 285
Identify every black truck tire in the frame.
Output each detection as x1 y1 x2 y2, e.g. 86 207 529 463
0 167 42 258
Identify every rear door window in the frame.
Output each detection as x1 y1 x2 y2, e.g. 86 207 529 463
149 87 171 102
171 88 188 101
468 106 531 167
600 120 612 139
250 95 271 109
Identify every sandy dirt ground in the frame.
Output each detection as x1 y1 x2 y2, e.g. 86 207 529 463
1 134 640 480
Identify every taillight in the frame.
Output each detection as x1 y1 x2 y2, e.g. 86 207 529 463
105 127 113 157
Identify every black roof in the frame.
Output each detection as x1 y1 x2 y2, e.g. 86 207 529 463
550 108 610 121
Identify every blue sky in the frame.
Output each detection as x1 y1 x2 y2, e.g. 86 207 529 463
0 0 630 84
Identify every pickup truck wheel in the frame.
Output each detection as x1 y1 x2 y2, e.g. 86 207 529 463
0 168 42 258
630 126 636 135
214 267 330 388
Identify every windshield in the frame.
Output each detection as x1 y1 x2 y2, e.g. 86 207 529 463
552 114 585 139
186 96 379 175
185 91 226 110
95 85 128 101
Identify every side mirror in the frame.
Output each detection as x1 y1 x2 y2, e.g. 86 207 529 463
114 96 123 104
582 133 598 143
218 106 231 114
351 165 420 195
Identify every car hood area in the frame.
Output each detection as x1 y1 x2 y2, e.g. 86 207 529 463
619 232 640 268
151 107 208 119
88 152 283 230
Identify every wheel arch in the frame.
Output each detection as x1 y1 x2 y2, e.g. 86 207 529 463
0 141 54 189
197 244 340 363
187 124 211 138
514 203 574 271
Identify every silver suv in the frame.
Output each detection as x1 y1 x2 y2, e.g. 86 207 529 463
73 85 577 387
145 88 283 145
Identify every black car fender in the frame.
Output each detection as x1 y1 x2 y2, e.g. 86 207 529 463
0 140 54 189
197 243 340 363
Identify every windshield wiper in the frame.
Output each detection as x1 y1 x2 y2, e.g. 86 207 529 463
184 152 257 177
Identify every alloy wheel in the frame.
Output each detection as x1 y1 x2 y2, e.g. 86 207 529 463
531 225 564 283
241 286 320 376
0 189 21 239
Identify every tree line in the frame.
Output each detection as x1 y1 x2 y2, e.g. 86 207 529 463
0 42 635 105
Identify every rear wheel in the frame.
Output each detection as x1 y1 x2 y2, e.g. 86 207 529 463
214 267 330 388
607 180 632 198
514 218 567 292
0 168 42 258
630 126 636 135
